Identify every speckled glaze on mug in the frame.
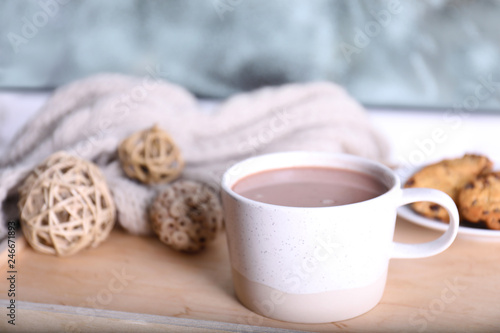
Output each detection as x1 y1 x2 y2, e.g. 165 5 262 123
221 151 459 323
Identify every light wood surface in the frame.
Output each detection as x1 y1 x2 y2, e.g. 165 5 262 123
1 218 499 332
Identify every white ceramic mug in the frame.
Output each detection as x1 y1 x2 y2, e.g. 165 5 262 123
221 151 459 323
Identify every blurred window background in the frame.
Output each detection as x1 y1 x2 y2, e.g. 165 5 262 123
1 0 499 110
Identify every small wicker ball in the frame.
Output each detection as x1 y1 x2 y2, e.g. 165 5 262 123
150 180 224 253
118 125 184 184
18 152 116 256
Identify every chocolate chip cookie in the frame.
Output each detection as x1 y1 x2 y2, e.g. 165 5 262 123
404 154 493 222
458 172 500 230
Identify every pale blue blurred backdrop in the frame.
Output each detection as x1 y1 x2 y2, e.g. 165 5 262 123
1 0 500 109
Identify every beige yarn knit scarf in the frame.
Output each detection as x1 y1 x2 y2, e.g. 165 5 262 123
0 73 390 237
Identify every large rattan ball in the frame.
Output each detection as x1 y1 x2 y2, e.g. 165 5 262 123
150 180 224 253
118 125 184 184
18 152 116 256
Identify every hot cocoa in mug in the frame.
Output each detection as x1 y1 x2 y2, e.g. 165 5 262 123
232 166 388 208
221 151 459 323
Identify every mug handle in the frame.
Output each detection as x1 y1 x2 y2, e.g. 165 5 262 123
392 188 460 259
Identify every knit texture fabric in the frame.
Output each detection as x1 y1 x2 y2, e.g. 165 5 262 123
0 73 390 237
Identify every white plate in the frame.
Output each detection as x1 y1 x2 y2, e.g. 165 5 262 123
396 166 500 240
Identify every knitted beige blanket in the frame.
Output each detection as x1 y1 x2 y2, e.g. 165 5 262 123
0 74 390 237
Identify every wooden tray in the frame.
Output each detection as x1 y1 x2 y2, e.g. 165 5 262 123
1 218 500 332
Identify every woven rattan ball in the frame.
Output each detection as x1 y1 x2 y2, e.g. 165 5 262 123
150 180 224 253
18 151 116 256
118 125 184 184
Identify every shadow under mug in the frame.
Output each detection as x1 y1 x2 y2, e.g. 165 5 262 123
221 151 459 324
